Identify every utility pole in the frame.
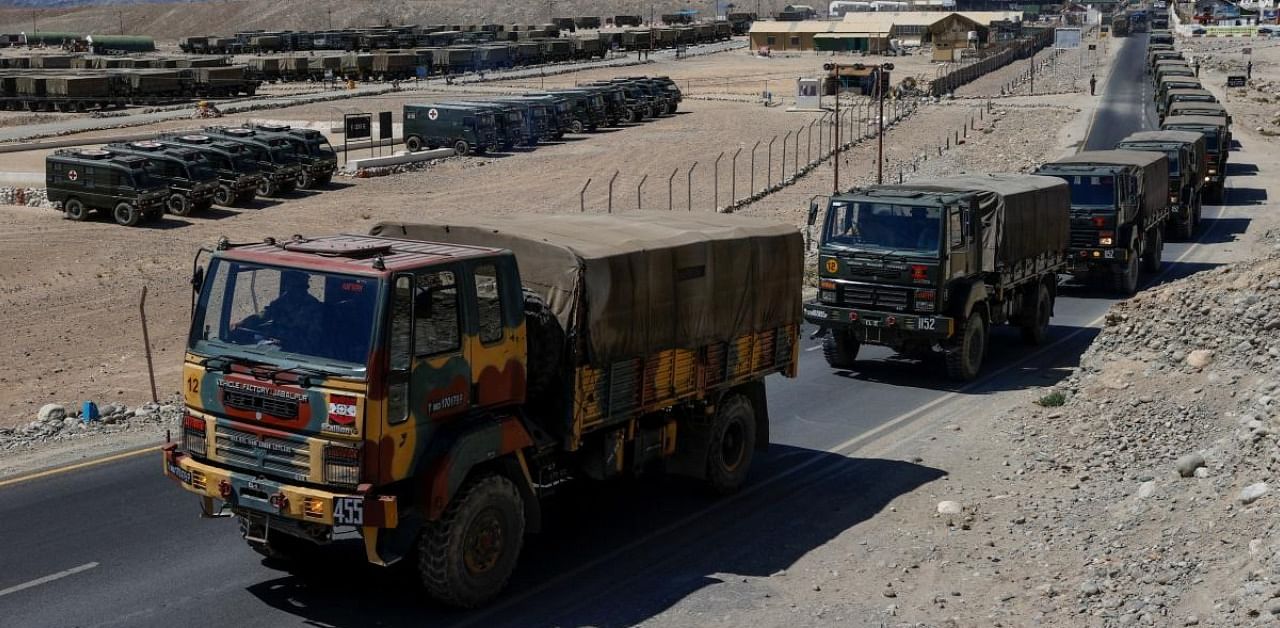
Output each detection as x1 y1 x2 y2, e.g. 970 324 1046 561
877 68 885 184
118 11 125 36
833 81 840 193
1029 49 1035 95
328 6 333 31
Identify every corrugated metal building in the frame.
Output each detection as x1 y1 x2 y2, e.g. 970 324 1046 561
749 10 1019 52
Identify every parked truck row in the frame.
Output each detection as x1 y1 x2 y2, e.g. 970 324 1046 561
45 124 336 226
803 29 1230 382
0 59 258 111
403 76 682 156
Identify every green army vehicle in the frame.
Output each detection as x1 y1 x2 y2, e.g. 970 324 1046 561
155 134 264 206
436 101 530 149
1161 87 1216 119
200 126 304 197
1162 114 1231 201
1116 130 1207 240
104 141 219 216
1035 151 1171 295
803 174 1070 380
46 148 168 225
248 123 338 189
403 103 499 155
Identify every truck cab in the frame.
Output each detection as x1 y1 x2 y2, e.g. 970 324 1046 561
45 148 169 226
248 123 338 189
156 134 264 207
516 94 572 138
200 127 304 198
104 141 219 216
544 89 606 133
1162 114 1230 200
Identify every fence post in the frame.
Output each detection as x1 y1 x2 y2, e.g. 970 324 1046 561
767 135 776 190
637 173 648 210
807 120 814 164
817 113 826 155
731 147 742 204
668 168 678 211
794 125 802 174
750 140 761 194
781 131 791 184
713 151 724 210
607 170 619 213
687 161 697 211
580 178 591 213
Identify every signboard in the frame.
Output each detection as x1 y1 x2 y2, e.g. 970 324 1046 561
796 77 820 109
324 69 334 81
1227 75 1247 87
378 111 393 140
1088 43 1097 50
1243 47 1252 55
1054 27 1082 49
344 113 372 139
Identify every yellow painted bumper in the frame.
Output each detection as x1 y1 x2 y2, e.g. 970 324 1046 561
162 445 397 529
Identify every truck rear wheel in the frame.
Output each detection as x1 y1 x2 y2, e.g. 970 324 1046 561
705 393 757 495
166 193 193 216
112 202 140 227
63 198 87 221
1113 253 1139 296
1141 227 1163 273
419 474 525 608
822 330 860 369
1020 283 1052 346
945 311 986 381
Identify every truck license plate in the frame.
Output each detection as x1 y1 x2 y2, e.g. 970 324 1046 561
334 497 363 526
918 317 937 331
863 319 880 327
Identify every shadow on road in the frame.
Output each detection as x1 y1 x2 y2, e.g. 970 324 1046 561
244 449 945 627
1224 187 1268 206
1188 216 1250 245
1226 162 1258 176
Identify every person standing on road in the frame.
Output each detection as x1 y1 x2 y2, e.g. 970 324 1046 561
1090 74 1097 96
1248 60 1253 79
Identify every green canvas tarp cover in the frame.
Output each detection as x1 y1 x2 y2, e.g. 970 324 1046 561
371 212 803 365
868 174 1070 272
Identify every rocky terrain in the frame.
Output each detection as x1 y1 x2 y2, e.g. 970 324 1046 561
1 396 180 452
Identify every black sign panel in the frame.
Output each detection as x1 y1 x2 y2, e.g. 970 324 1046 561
1227 75 1247 87
344 113 372 140
378 111 393 140
1088 43 1097 50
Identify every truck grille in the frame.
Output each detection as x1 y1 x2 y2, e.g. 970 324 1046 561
1069 228 1098 249
214 424 311 482
222 389 299 419
840 283 910 311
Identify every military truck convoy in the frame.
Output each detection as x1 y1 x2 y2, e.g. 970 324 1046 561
162 212 801 606
803 28 1232 379
403 76 682 156
0 55 258 111
45 124 336 225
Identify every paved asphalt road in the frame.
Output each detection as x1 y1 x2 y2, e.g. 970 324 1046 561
0 33 1260 627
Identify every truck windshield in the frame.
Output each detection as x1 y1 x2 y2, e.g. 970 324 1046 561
188 160 217 181
1048 174 1116 207
824 202 942 254
130 170 155 189
307 138 335 157
191 259 380 369
269 147 299 164
1165 151 1180 176
233 155 261 173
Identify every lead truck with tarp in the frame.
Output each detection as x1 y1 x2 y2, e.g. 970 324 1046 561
804 174 1070 380
163 213 801 607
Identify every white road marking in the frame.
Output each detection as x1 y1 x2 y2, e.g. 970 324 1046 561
0 562 98 598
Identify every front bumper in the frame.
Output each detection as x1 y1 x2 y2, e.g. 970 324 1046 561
307 160 337 176
1068 247 1129 271
804 303 954 340
162 445 397 530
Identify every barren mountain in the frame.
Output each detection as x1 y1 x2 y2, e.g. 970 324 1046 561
0 0 780 41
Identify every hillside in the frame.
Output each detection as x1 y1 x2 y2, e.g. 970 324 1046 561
0 0 774 41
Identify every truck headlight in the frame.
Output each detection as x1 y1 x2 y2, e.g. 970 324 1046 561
1099 230 1114 247
182 414 207 457
819 290 837 303
323 444 361 487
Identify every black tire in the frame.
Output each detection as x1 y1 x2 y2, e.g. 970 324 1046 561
214 184 235 207
166 193 193 216
624 109 639 124
822 330 860 369
705 393 757 495
113 202 140 227
258 179 278 197
522 290 564 401
1020 283 1052 346
63 198 87 221
945 311 987 381
1172 215 1194 241
454 140 470 157
1112 251 1139 296
1141 227 1162 273
569 119 584 134
419 474 525 608
297 169 314 190
406 135 424 152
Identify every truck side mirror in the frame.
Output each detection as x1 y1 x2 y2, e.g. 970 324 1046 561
191 265 205 292
807 196 825 227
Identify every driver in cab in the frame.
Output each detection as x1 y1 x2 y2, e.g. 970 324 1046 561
257 270 323 352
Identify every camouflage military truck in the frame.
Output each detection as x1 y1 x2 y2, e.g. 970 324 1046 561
1116 130 1207 240
1162 114 1231 201
200 127 304 197
162 212 801 607
247 123 337 189
1035 151 1171 295
46 148 168 225
803 174 1069 380
156 134 264 206
104 141 219 216
403 103 499 155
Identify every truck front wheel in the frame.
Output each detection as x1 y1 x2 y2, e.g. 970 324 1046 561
822 330 860 369
1113 252 1139 296
63 198 87 221
420 474 525 608
166 193 193 216
454 140 470 156
1141 227 1163 273
214 184 235 207
112 202 140 227
705 393 757 495
1020 283 1052 346
406 135 423 152
945 311 987 381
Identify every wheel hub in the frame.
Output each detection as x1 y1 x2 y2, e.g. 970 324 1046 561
463 509 504 575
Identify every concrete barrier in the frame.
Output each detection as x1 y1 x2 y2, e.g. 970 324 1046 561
342 148 454 172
